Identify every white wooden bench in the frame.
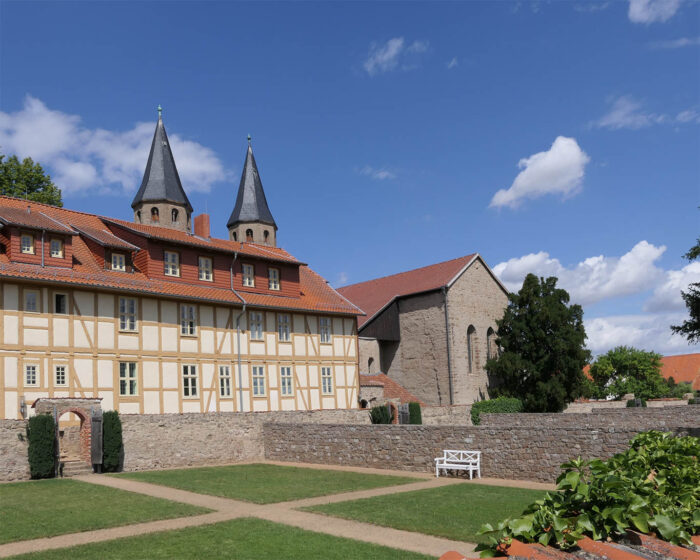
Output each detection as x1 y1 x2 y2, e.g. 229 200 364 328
434 450 481 479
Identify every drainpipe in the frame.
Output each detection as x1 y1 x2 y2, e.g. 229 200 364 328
230 252 247 412
40 230 45 268
442 286 454 405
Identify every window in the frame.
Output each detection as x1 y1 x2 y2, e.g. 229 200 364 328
24 290 39 313
151 207 159 222
25 365 38 386
467 325 476 374
249 311 263 340
277 313 290 342
180 304 197 336
268 268 280 290
242 264 255 287
171 209 179 222
280 366 293 396
136 210 141 222
20 233 34 254
252 365 265 396
119 362 138 396
55 365 67 386
183 365 198 397
264 230 270 244
321 366 333 395
119 297 137 331
219 365 231 397
320 317 332 344
487 327 496 360
232 231 238 241
198 257 213 281
54 293 67 314
50 238 63 258
112 253 126 271
164 251 180 276
246 229 253 242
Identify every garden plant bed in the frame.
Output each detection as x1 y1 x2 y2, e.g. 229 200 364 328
304 482 546 544
0 479 209 544
6 517 434 560
115 463 419 504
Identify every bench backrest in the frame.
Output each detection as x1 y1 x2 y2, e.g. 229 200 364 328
443 450 480 463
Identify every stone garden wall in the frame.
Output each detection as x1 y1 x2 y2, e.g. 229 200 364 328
0 420 29 481
422 404 471 425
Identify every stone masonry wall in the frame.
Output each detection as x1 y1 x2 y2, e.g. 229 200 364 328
358 338 381 374
0 420 30 481
422 404 471 425
263 423 694 483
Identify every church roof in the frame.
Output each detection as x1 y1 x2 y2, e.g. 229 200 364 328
227 142 277 229
131 113 193 213
338 254 478 329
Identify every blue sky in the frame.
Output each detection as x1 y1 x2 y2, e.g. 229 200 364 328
1 0 698 356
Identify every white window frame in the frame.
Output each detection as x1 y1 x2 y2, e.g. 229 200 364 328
20 233 35 255
249 311 264 340
252 365 266 397
54 365 67 387
219 365 231 398
320 317 332 344
119 297 137 332
24 289 39 313
268 267 280 291
112 252 126 271
119 362 138 396
198 256 213 282
277 313 291 342
164 250 180 277
49 238 63 258
180 304 197 336
280 366 293 396
183 364 198 398
24 364 38 387
321 366 333 395
242 264 255 287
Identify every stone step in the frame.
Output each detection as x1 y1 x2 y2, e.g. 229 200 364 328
61 461 93 477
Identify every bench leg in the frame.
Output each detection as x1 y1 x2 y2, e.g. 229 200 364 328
435 465 439 478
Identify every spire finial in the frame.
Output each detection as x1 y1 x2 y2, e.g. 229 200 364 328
247 134 252 147
157 105 163 119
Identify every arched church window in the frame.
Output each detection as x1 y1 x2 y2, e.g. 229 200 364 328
171 209 179 222
246 229 254 242
368 357 374 373
151 207 159 222
264 230 270 244
467 325 476 374
487 327 495 360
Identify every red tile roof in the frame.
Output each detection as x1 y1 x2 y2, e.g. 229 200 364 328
71 225 139 250
359 373 425 405
661 353 700 390
0 206 75 234
338 254 477 328
0 196 359 316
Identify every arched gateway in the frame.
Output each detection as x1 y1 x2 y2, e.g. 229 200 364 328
32 398 103 472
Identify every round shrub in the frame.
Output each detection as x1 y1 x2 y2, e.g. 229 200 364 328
470 397 523 425
102 410 123 472
27 414 56 479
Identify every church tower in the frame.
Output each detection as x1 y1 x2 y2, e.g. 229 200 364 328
131 106 193 232
227 136 277 246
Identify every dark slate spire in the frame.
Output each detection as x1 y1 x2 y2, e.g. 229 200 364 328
226 139 277 229
131 109 193 213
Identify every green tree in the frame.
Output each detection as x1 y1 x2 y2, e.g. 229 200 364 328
485 274 590 412
0 154 63 207
589 346 666 400
102 410 123 472
671 237 700 344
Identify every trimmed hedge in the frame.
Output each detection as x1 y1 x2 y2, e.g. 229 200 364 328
408 402 422 425
470 397 523 426
369 404 393 424
102 410 123 472
27 414 56 479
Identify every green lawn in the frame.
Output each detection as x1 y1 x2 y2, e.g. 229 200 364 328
9 517 434 560
305 482 546 544
0 479 209 544
116 463 418 504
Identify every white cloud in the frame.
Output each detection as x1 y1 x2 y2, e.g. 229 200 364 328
593 95 700 129
676 109 700 124
337 271 349 286
628 0 682 23
650 36 700 49
493 241 667 307
357 165 396 181
0 95 228 195
645 262 700 312
363 38 430 76
446 57 459 69
490 136 590 209
574 2 610 12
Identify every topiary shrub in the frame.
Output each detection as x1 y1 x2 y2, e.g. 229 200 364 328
102 410 123 472
470 397 523 425
369 404 393 424
408 402 422 425
27 414 56 479
626 398 647 407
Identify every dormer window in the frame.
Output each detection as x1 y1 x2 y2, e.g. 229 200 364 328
171 209 179 223
246 229 253 242
164 251 180 276
20 233 35 254
112 253 126 271
268 268 280 291
151 207 159 222
50 238 64 258
242 264 255 287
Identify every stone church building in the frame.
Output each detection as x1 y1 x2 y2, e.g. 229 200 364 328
338 255 508 406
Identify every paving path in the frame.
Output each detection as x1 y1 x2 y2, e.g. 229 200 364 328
0 464 554 559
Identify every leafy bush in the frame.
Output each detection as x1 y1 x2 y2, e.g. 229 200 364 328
626 398 647 407
666 380 693 399
589 347 668 400
408 402 422 425
478 431 700 555
689 398 698 405
102 410 123 472
471 397 523 426
369 405 393 424
27 414 56 479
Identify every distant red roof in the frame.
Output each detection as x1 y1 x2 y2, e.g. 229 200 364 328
359 373 425 405
338 254 477 328
661 353 700 390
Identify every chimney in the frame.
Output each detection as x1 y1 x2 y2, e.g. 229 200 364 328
194 213 210 238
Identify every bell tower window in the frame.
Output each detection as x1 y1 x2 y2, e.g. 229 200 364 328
246 229 254 242
151 207 159 222
171 209 179 222
232 231 238 241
